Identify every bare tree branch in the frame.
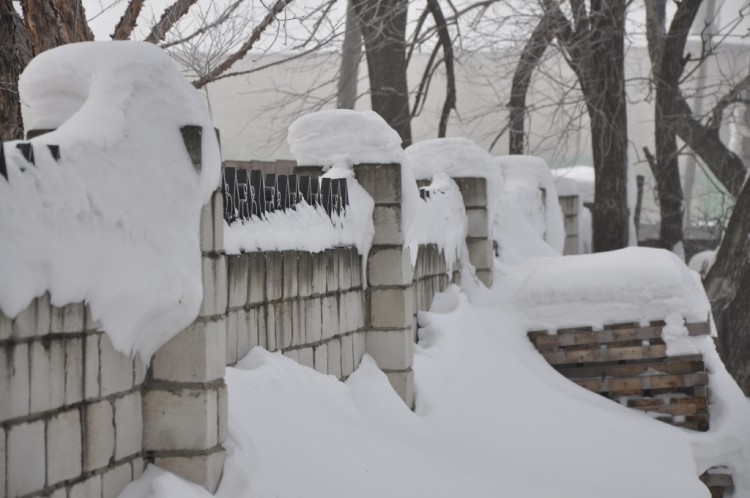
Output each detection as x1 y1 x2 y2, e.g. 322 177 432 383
426 0 456 137
112 0 144 40
145 0 199 44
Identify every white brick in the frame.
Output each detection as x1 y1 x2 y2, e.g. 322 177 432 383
65 337 84 405
49 487 66 498
278 301 294 349
200 256 228 317
340 334 354 378
386 369 414 407
467 238 493 271
12 293 50 338
227 254 249 308
226 312 238 365
476 269 493 287
100 334 133 397
313 344 328 375
47 409 82 485
50 302 85 334
338 248 353 291
7 420 45 497
0 311 10 340
134 354 147 386
84 302 103 332
327 338 342 378
292 299 305 346
218 383 228 444
283 349 299 362
246 307 259 351
143 388 218 451
368 247 412 286
304 298 322 343
297 252 314 297
155 451 225 494
265 253 283 301
466 208 489 238
69 475 101 498
115 393 142 460
311 252 327 295
353 332 366 370
84 400 114 471
366 329 413 370
353 163 402 204
131 457 145 480
200 190 224 253
256 306 267 350
370 287 414 329
325 250 340 293
0 342 29 420
371 205 403 246
265 303 277 351
84 334 100 399
247 253 266 305
298 347 314 369
454 177 488 208
30 339 65 413
102 463 132 498
282 251 299 298
236 309 251 360
321 295 339 340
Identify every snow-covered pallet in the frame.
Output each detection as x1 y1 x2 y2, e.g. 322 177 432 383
528 320 734 496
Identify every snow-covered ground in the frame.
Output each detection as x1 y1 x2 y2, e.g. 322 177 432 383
122 247 750 498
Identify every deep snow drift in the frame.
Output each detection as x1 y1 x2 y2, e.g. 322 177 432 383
1 42 220 361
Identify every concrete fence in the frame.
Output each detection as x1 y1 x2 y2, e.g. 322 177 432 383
0 131 494 497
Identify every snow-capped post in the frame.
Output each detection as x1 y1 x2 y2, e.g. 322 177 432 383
353 162 415 407
142 126 228 493
453 177 493 287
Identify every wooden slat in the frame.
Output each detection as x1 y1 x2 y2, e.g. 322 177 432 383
542 344 668 366
627 397 707 416
701 473 734 488
572 372 708 395
555 356 704 379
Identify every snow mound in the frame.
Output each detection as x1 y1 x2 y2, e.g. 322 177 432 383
287 109 404 169
512 247 712 331
405 137 499 180
552 165 594 203
1 41 221 361
496 155 565 254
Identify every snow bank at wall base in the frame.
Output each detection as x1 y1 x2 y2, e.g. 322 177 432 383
0 41 221 362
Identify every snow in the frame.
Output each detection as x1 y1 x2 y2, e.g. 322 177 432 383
689 249 717 279
495 155 566 254
0 41 220 362
553 165 595 203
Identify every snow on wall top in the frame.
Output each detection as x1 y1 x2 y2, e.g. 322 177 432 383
552 165 594 203
287 110 405 169
512 247 712 330
405 138 500 181
1 41 221 361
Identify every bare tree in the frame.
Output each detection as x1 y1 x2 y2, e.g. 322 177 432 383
0 0 31 140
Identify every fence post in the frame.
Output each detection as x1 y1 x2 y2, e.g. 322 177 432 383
353 163 415 407
141 127 228 492
454 177 494 287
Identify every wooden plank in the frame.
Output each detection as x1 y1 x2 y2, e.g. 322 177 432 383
572 372 708 395
627 399 707 416
542 344 668 366
700 473 734 488
687 322 711 336
555 357 705 379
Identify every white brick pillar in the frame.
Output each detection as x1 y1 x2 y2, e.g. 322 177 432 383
454 177 493 287
142 127 227 493
353 163 415 407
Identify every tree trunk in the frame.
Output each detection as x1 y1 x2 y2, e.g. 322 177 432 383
587 0 630 252
0 1 31 140
337 0 361 110
351 0 412 146
20 0 93 55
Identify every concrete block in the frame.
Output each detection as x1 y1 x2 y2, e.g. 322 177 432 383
226 312 238 365
227 254 249 308
131 457 145 480
100 334 133 397
370 287 414 329
143 388 218 451
282 251 299 298
102 463 132 498
371 205 403 246
353 332 366 370
153 318 226 383
321 295 339 340
84 333 100 399
0 311 10 340
256 305 267 350
366 329 413 370
327 338 342 378
353 163 402 204
200 190 224 253
454 177 488 208
114 392 142 460
298 347 314 369
50 302 84 334
30 339 65 413
236 309 250 360
217 382 228 444
7 420 45 497
84 302 103 332
69 475 101 498
265 253 283 302
0 342 29 421
338 247 353 291
466 208 489 238
84 400 114 471
467 238 493 271
476 269 493 288
47 409 82 485
313 343 328 375
325 250 340 293
368 246 412 286
311 252 328 295
48 488 66 498
64 337 84 405
292 299 305 346
355 291 366 330
134 354 147 386
200 255 228 317
339 291 362 334
283 348 299 362
155 450 225 494
246 307 260 351
563 236 579 256
297 252 314 297
340 334 354 378
247 252 267 305
559 195 579 215
351 251 363 288
278 300 293 349
386 369 414 407
564 214 578 236
12 293 50 338
304 298 322 343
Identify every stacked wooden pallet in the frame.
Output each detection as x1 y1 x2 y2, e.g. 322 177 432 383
528 321 733 497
